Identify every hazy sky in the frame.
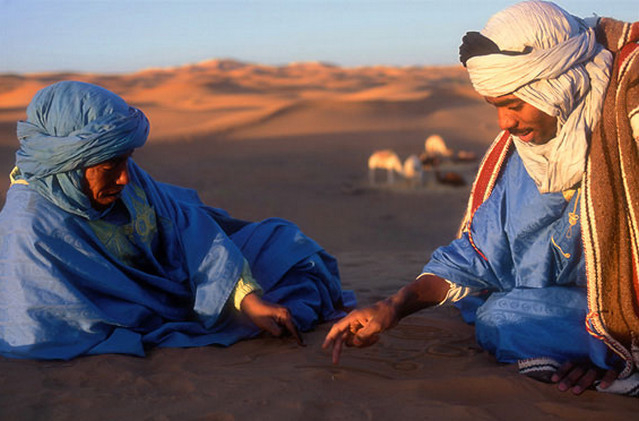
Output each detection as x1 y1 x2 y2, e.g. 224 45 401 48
1 0 637 74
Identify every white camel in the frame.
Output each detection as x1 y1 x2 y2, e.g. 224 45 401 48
368 149 403 185
402 154 423 186
368 150 424 186
424 134 453 160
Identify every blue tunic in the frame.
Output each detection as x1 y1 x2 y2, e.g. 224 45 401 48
0 161 354 360
423 151 612 367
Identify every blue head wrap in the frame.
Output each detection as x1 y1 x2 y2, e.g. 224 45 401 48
15 81 149 220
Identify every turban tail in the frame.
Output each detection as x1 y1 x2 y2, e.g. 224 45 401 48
15 81 149 219
462 1 612 193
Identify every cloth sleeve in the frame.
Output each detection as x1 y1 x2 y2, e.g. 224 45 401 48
422 167 514 294
232 260 263 311
439 278 475 305
422 231 504 293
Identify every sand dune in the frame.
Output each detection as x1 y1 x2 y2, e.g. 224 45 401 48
1 61 634 420
0 60 476 142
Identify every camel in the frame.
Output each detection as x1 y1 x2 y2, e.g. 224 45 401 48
434 168 466 186
402 154 423 186
368 149 403 185
368 150 425 186
368 148 463 187
421 134 478 165
424 134 453 159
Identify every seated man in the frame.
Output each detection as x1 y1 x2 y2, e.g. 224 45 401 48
324 1 639 396
0 80 355 360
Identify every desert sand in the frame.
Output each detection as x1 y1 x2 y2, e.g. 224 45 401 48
0 61 637 420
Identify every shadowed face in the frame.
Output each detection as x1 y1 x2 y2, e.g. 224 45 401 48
485 94 558 145
83 152 132 209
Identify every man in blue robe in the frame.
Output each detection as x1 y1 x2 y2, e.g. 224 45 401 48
0 80 354 360
324 1 639 396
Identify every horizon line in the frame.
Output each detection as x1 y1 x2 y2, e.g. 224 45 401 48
0 58 463 77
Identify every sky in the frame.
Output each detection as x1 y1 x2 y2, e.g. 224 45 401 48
1 0 637 74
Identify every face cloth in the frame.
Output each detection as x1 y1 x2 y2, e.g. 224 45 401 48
15 81 149 219
463 1 612 193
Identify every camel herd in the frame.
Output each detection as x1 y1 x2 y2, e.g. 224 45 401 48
368 135 476 187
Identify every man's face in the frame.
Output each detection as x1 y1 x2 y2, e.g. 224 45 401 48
83 152 132 209
484 94 558 145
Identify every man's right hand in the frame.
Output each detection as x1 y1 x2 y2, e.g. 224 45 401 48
322 274 451 365
322 299 400 365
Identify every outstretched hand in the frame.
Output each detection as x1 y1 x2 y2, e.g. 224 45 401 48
240 293 304 346
551 360 618 395
322 299 399 365
323 274 449 365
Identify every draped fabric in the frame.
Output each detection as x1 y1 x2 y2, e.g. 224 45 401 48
423 148 613 368
0 80 354 359
15 81 150 220
428 16 639 395
0 162 354 359
467 1 606 102
465 1 612 194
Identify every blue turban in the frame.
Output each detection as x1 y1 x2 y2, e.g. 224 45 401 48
15 81 149 219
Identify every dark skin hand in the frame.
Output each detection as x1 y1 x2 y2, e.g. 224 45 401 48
323 275 620 395
322 299 399 365
322 274 450 364
551 360 618 395
240 292 304 346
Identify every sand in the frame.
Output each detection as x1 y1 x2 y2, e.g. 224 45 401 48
0 62 637 420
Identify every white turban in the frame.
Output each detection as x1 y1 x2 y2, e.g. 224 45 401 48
466 1 612 193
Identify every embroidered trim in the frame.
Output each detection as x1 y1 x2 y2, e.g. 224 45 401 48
461 131 512 261
618 22 630 51
629 22 639 43
618 42 639 77
9 167 28 186
551 236 571 259
518 357 562 383
566 188 580 239
585 312 606 340
629 105 639 140
562 188 576 201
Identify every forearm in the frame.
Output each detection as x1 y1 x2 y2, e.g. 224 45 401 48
322 274 451 362
383 273 451 320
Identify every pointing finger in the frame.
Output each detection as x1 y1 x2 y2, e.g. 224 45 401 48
323 320 351 349
332 333 346 365
282 315 305 346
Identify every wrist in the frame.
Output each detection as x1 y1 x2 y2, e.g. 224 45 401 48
239 291 260 314
379 295 403 325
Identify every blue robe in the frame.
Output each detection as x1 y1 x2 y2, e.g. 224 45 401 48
423 151 613 367
0 161 355 360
